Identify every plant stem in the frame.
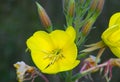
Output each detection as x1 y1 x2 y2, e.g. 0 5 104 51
81 62 108 74
95 47 105 63
65 70 73 82
72 61 108 81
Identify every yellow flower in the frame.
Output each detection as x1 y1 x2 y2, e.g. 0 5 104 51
101 12 120 58
26 26 80 74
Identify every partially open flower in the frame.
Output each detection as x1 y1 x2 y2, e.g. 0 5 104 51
101 12 120 58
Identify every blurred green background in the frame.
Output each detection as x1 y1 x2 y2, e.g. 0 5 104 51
0 0 120 82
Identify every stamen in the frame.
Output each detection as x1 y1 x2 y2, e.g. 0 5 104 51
43 49 64 69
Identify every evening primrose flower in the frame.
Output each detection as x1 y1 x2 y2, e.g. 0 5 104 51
101 12 120 58
26 26 80 74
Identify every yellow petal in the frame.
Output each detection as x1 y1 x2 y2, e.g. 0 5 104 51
101 25 120 47
59 59 80 72
109 12 120 27
66 26 76 41
62 41 77 60
109 47 120 58
50 30 71 49
41 41 80 73
26 31 55 51
42 59 80 74
31 51 51 71
42 62 60 74
59 40 80 71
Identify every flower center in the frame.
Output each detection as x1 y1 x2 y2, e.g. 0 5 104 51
43 49 64 69
52 49 61 55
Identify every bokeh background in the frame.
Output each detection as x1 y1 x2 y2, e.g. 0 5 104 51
0 0 120 82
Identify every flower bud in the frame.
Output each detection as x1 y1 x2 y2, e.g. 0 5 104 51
81 18 94 35
101 12 120 58
80 0 85 3
36 2 52 31
89 0 98 11
62 0 69 10
68 0 75 17
96 0 105 13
